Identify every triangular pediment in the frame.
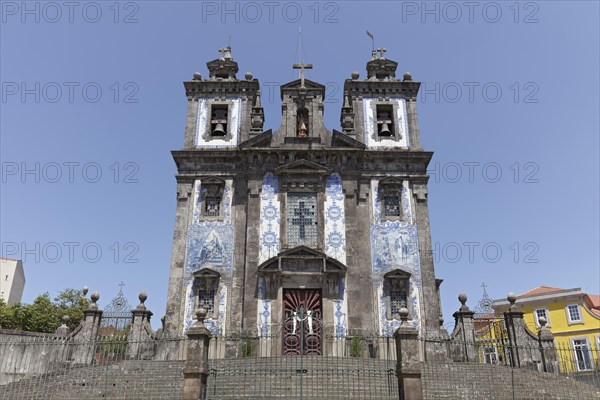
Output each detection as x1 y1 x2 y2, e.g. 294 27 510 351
239 130 272 149
275 159 331 175
192 267 221 279
206 58 238 69
331 130 366 149
383 268 411 280
281 79 325 91
379 177 405 186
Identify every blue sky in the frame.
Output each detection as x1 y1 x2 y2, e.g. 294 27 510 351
1 1 598 329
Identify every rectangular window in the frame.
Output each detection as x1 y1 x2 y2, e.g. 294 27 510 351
483 346 498 364
534 308 550 327
204 196 221 217
390 288 407 316
198 289 215 315
573 338 593 371
567 304 582 323
286 193 318 246
383 195 401 217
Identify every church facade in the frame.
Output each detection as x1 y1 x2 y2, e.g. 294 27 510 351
163 47 444 347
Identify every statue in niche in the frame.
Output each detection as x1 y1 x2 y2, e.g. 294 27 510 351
297 108 309 137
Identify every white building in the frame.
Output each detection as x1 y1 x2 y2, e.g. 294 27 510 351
0 258 25 305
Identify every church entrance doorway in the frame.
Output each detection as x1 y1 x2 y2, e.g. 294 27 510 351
282 288 322 356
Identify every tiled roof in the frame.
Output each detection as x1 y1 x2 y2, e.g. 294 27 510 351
587 294 600 308
517 286 565 298
584 294 600 317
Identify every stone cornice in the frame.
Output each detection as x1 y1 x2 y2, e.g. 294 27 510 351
183 79 260 98
343 79 421 99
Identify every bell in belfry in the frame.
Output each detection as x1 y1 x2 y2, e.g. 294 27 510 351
212 123 226 136
298 119 308 137
379 122 392 136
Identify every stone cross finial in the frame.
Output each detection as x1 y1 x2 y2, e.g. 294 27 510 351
377 47 387 59
480 282 488 294
293 61 313 89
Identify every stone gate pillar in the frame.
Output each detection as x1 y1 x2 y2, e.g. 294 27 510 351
71 291 103 364
183 308 211 400
452 293 476 362
128 292 153 359
395 309 423 400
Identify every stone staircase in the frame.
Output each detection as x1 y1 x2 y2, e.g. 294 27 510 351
1 357 599 400
422 362 600 400
206 356 398 400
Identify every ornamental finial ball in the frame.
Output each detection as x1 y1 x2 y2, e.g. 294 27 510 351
196 307 207 322
507 292 517 305
399 307 409 321
351 71 359 80
403 72 413 81
138 292 148 304
538 316 547 327
193 72 201 81
82 286 89 296
245 72 253 81
90 291 100 304
458 293 467 305
62 315 70 325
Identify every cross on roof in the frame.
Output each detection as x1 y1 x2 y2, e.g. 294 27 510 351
377 47 387 59
118 281 125 295
481 282 488 294
293 61 313 89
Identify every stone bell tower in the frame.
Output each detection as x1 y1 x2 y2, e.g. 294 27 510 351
164 46 444 345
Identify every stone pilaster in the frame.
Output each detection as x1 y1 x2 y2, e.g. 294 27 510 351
164 182 193 334
405 96 422 149
344 178 374 332
242 177 262 332
412 183 441 339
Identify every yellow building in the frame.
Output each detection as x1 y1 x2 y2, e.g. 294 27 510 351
492 286 600 372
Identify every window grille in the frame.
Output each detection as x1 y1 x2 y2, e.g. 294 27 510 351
390 288 407 316
199 289 215 315
287 193 318 246
205 196 221 217
383 195 401 217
